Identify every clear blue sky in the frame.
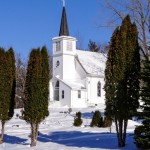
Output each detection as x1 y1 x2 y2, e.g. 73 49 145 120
0 0 114 59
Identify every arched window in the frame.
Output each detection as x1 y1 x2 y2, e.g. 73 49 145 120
97 82 101 97
55 81 59 88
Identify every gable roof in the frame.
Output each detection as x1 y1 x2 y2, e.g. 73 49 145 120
54 76 86 90
62 80 86 90
76 50 106 76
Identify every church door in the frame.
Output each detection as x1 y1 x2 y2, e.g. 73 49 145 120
54 81 59 101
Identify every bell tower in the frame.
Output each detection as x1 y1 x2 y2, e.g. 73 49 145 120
52 2 77 80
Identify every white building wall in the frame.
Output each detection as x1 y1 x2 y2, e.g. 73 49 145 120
59 82 71 107
62 55 76 80
86 77 105 106
62 55 87 82
71 90 87 108
53 36 82 81
53 56 63 78
53 55 86 82
49 81 53 101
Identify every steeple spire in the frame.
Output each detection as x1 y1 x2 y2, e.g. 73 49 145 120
59 2 69 36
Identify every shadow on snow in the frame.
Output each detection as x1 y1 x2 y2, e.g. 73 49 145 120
38 131 121 149
81 111 105 119
4 134 27 144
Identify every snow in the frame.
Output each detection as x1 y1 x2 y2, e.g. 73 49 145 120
0 105 140 150
76 50 106 76
61 80 86 90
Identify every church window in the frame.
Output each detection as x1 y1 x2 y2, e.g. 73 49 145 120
55 41 60 52
67 41 72 51
55 81 59 88
97 82 101 97
62 90 64 99
78 90 81 98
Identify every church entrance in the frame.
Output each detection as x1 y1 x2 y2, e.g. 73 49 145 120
54 81 59 101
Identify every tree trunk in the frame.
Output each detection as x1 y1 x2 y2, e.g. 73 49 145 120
115 118 120 146
123 119 128 145
118 119 125 147
30 123 37 147
35 123 39 140
0 121 5 144
109 126 112 133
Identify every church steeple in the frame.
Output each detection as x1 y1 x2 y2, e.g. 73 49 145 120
52 0 76 57
59 5 69 36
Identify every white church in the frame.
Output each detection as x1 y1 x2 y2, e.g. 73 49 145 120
49 5 106 108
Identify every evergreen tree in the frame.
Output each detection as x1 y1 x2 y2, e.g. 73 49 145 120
134 15 150 149
103 116 112 128
24 47 50 147
90 111 102 127
0 48 16 144
74 112 82 126
104 15 140 147
0 48 6 144
41 46 50 118
104 27 120 119
134 56 150 149
7 48 16 118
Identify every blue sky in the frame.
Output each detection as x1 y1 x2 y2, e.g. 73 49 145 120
0 0 114 59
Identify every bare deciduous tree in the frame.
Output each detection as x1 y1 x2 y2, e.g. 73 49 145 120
98 0 150 55
49 54 53 79
15 54 26 108
89 40 109 53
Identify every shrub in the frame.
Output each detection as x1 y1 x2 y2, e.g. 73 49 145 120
134 125 150 149
99 117 104 127
90 110 103 127
103 116 112 127
74 112 82 126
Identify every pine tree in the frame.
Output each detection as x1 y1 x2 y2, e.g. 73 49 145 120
24 47 50 147
134 56 150 149
104 15 140 147
0 48 16 144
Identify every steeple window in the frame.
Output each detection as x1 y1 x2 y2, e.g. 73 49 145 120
55 41 60 52
67 41 72 51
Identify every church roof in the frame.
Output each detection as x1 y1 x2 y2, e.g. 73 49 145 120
63 80 86 90
55 77 86 90
59 6 69 36
76 50 106 76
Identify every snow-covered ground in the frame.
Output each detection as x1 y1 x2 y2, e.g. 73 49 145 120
0 104 140 150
